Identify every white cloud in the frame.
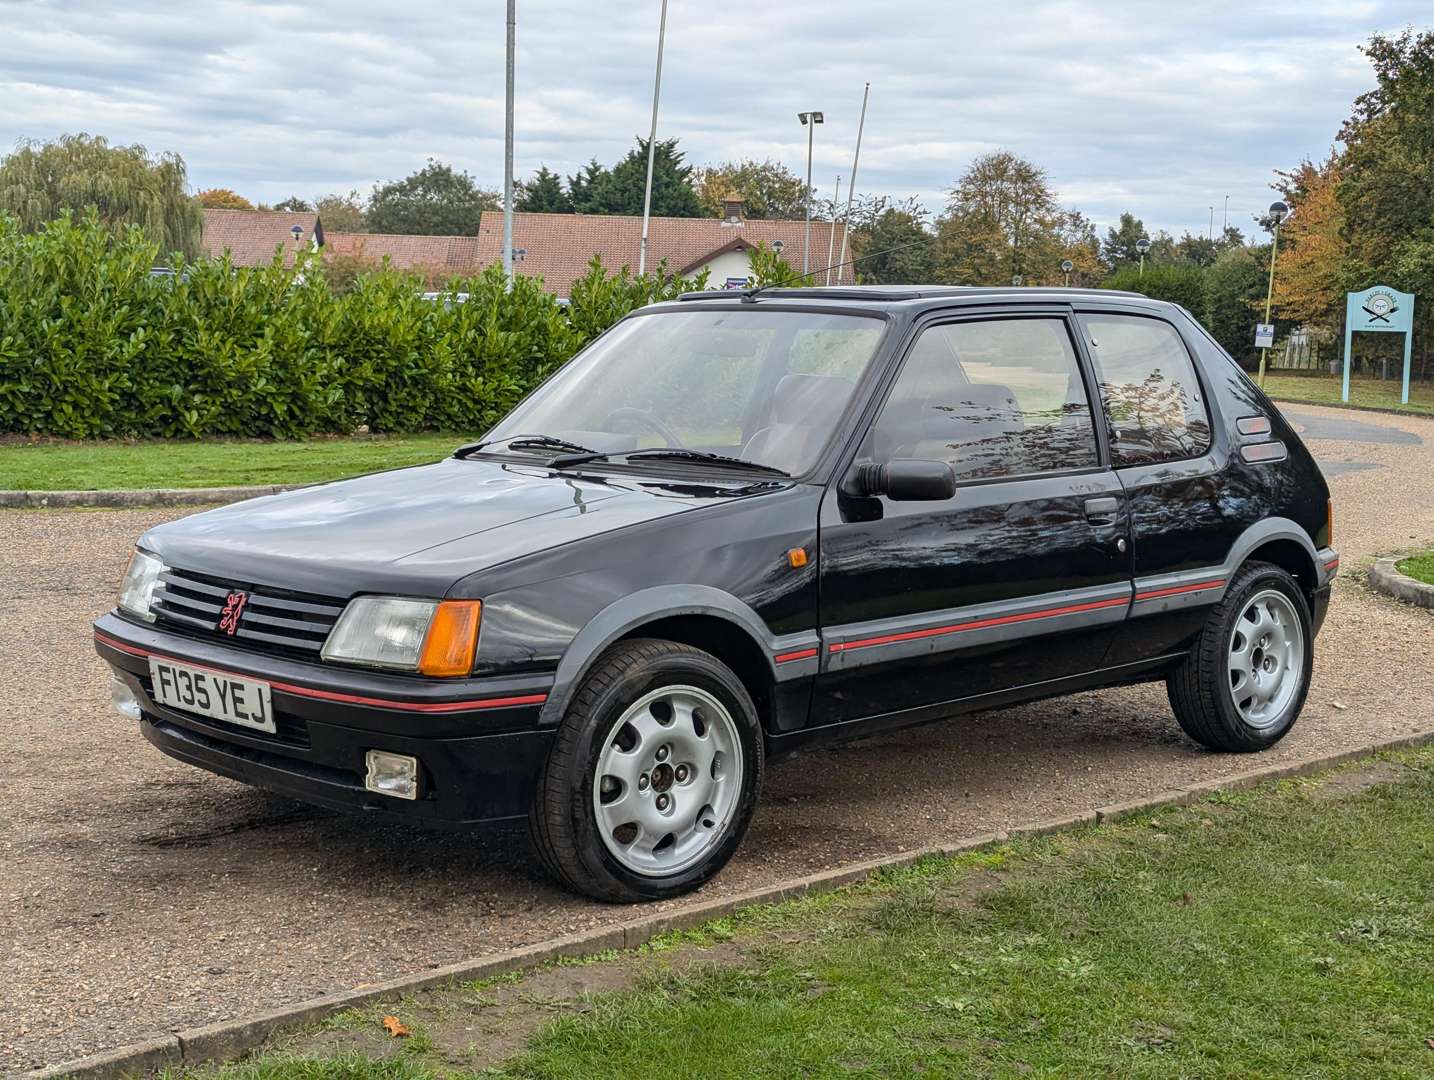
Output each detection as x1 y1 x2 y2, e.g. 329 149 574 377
0 0 1424 239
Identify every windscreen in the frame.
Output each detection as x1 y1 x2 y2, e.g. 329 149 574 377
487 308 886 475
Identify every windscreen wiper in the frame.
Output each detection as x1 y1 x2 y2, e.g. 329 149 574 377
547 446 789 477
454 434 599 460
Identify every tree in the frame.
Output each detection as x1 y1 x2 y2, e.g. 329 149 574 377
271 195 312 213
1203 246 1267 365
0 132 203 258
567 138 704 218
1101 212 1148 270
197 188 253 210
1272 153 1346 336
693 159 809 220
1101 263 1207 313
851 203 936 284
1055 209 1105 285
314 190 367 233
516 166 571 213
935 151 1064 285
367 159 498 235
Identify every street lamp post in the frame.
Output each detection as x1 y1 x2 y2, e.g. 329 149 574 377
798 111 824 276
1257 200 1290 389
1136 236 1150 277
1061 258 1073 287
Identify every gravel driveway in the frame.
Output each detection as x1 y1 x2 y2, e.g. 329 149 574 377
3 401 1433 1073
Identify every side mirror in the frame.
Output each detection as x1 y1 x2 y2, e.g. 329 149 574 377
848 458 956 501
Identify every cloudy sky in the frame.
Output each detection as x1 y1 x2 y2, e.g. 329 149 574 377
3 1 1425 239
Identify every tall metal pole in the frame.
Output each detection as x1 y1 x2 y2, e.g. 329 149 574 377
502 0 515 287
802 119 815 275
835 82 869 284
637 0 668 276
1208 205 1214 242
1222 194 1229 234
824 174 841 284
1257 217 1283 389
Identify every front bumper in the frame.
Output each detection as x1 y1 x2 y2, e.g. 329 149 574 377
95 612 555 824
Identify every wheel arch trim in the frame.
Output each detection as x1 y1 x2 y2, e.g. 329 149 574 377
538 586 817 728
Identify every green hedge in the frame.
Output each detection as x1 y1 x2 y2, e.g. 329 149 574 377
0 213 697 438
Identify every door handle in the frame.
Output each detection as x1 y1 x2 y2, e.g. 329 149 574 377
1084 496 1120 522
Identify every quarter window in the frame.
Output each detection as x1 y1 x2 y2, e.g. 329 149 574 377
861 318 1100 481
1081 314 1212 466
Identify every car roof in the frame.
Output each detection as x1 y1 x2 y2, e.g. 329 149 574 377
668 284 1169 315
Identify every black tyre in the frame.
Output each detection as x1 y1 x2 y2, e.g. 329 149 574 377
528 638 764 903
1167 560 1313 752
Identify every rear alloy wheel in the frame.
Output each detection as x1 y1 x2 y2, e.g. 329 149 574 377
1167 561 1313 752
528 639 763 902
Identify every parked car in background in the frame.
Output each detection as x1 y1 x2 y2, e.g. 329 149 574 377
96 285 1336 901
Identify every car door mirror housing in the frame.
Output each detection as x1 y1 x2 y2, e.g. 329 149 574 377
850 459 956 501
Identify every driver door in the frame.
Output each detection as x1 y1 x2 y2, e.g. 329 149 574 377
812 311 1134 728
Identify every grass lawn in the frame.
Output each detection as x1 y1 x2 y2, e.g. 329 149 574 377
1396 550 1434 586
1262 372 1434 417
180 748 1434 1079
0 434 467 490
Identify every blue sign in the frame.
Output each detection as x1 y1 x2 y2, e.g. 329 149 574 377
1343 285 1416 403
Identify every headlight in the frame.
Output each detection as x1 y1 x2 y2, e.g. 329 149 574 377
322 597 482 676
118 551 166 622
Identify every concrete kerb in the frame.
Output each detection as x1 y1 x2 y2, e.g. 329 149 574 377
1369 556 1434 609
27 729 1434 1080
0 486 297 509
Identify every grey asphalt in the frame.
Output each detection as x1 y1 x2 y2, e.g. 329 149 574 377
3 401 1433 1073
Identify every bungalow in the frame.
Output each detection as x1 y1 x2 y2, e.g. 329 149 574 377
472 199 850 298
200 208 323 267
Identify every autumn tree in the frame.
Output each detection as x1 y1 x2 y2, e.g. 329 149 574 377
270 195 312 212
368 160 498 235
935 151 1066 285
197 188 253 210
851 202 936 284
0 133 203 258
1272 153 1346 336
314 190 367 232
693 159 809 220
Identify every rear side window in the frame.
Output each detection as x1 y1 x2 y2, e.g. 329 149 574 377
861 317 1100 481
1081 314 1211 466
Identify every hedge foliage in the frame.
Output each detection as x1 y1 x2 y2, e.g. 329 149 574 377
0 213 702 439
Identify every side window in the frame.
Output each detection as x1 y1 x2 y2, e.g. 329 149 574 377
1081 314 1212 466
861 317 1100 481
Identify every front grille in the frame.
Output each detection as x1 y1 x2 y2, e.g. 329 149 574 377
151 567 346 659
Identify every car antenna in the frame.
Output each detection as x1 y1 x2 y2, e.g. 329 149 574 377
741 233 937 303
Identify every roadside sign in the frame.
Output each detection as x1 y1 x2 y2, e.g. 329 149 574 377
1254 323 1275 349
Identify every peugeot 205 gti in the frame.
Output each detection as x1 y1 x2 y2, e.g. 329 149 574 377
97 286 1336 902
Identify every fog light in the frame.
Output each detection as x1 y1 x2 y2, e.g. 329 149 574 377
365 750 419 800
111 675 141 720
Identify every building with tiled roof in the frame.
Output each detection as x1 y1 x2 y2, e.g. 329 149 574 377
201 209 323 267
473 200 850 298
324 232 483 283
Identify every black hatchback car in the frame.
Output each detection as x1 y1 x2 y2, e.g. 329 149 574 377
97 286 1336 901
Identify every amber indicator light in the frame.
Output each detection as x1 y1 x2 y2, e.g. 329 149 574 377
418 600 483 677
787 547 808 569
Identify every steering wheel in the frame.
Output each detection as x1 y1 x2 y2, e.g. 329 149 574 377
603 407 683 448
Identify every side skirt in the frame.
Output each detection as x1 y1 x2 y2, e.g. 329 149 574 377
766 652 1185 760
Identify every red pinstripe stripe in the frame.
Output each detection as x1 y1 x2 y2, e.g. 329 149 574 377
773 647 818 664
827 595 1130 654
94 631 547 713
1133 579 1226 602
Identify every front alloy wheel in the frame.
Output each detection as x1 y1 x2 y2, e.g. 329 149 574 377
529 639 763 902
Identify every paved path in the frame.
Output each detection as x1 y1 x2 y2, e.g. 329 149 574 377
3 401 1433 1072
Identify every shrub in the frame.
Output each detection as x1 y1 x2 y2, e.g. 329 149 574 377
0 211 705 439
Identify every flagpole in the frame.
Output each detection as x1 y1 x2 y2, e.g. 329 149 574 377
638 0 669 276
835 82 869 284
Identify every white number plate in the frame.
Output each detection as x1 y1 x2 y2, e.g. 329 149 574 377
148 658 275 734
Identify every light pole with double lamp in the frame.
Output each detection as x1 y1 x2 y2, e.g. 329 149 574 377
1257 200 1290 389
798 111 824 276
